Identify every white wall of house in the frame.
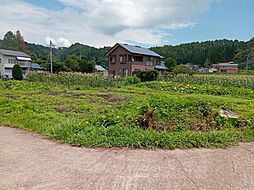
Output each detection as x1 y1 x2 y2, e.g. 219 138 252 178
0 54 30 78
0 54 4 77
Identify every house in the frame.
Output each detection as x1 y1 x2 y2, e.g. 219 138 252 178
209 68 218 73
199 67 209 73
184 63 199 71
106 43 166 77
155 62 168 75
212 62 238 73
30 63 45 74
95 64 108 76
0 49 31 79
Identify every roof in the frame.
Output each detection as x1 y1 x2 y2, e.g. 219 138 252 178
155 63 168 70
107 43 163 58
95 65 106 71
31 63 43 70
0 49 31 58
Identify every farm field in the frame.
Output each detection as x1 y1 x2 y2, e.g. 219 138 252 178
0 73 254 149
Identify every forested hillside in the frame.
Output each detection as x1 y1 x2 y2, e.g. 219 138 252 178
0 31 253 72
151 39 254 70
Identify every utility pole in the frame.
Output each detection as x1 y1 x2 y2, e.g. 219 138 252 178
50 41 53 75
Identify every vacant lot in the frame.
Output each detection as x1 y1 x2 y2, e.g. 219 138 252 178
0 73 253 149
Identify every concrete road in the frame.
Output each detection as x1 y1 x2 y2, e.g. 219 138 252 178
0 126 254 190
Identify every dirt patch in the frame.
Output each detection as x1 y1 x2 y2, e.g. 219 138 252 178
98 94 130 103
55 107 80 113
5 95 19 99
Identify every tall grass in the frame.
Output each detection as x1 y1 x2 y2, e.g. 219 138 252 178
28 72 127 88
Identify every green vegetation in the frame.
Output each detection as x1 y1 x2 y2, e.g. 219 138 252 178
0 73 253 149
172 65 194 75
133 70 159 82
12 64 23 80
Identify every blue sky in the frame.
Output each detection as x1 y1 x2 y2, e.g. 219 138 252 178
0 0 253 47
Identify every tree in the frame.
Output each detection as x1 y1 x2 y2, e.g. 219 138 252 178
2 31 17 50
16 31 28 53
79 59 95 73
172 65 194 76
12 64 23 80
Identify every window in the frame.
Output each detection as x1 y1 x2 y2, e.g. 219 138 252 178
123 68 129 77
133 56 143 62
119 55 126 64
146 57 154 66
8 59 16 64
0 58 1 63
110 55 116 64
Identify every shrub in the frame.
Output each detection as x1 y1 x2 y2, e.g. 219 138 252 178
133 70 159 82
125 76 141 85
172 65 194 76
12 64 23 80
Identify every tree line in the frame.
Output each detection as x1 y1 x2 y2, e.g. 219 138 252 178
0 31 254 72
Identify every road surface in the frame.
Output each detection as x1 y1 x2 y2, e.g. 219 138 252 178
0 126 254 190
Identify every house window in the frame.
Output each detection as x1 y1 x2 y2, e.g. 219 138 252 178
146 57 154 66
123 68 129 77
8 59 16 64
110 55 116 64
0 58 1 63
133 56 143 62
119 55 126 64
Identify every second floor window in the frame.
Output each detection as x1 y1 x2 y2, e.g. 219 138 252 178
133 56 143 62
119 55 126 63
146 57 154 66
110 55 116 64
8 59 16 64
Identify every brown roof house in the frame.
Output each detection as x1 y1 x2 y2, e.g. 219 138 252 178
106 43 167 77
212 62 238 73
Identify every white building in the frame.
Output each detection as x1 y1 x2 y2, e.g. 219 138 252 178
0 49 31 79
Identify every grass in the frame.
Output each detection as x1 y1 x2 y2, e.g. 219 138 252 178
0 73 254 149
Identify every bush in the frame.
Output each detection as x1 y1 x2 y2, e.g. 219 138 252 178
12 64 23 80
125 76 141 85
133 70 159 82
172 65 194 76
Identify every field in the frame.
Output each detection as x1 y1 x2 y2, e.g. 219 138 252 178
0 73 254 149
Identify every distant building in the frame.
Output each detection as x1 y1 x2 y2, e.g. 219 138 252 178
199 67 209 73
212 62 238 73
30 63 46 74
0 49 31 79
209 68 218 73
106 43 166 77
155 62 168 75
95 64 108 76
184 63 199 71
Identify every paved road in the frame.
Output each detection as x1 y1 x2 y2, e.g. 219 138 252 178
0 126 254 190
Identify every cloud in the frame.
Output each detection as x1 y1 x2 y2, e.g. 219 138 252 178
0 0 216 47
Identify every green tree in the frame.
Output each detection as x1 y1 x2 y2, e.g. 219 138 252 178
16 30 28 53
79 59 95 73
12 64 23 80
172 65 194 76
2 31 17 50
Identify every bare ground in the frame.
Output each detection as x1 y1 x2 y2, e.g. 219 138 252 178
0 126 254 190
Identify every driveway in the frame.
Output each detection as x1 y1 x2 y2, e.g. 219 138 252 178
0 126 254 190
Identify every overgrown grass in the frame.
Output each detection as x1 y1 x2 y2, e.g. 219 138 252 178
0 74 254 149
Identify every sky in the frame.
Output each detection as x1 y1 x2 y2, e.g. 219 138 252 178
0 0 253 47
